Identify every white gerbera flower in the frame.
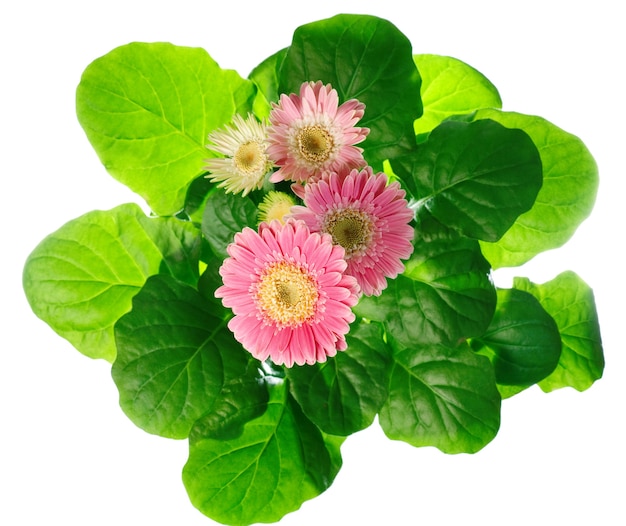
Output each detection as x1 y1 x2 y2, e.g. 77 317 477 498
204 113 274 196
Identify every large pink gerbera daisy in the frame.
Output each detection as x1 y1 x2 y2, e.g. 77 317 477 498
267 81 369 184
215 219 359 367
290 167 415 296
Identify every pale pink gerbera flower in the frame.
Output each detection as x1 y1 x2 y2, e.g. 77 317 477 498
290 167 415 296
267 81 369 184
215 219 359 367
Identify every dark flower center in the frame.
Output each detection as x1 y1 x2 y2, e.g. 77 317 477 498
297 125 334 164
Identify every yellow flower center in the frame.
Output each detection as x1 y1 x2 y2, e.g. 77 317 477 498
296 125 335 165
255 261 319 327
233 141 268 175
324 209 373 258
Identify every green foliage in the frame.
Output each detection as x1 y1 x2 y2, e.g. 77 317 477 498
470 288 562 388
392 118 543 242
380 341 501 454
470 110 599 268
23 203 201 361
514 272 604 392
280 14 423 164
201 190 258 259
183 379 341 525
355 226 496 347
413 54 502 136
286 319 392 436
76 42 256 216
23 13 605 526
112 275 267 439
249 47 288 118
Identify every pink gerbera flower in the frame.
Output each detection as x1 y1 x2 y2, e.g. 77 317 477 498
267 81 369 184
290 167 415 296
215 219 359 367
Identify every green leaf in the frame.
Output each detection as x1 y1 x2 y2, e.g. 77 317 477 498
196 250 226 308
354 227 496 347
497 384 529 400
201 190 258 259
279 13 422 163
469 110 599 267
182 173 214 225
22 203 201 362
413 54 502 136
112 275 266 439
76 42 256 216
380 341 501 454
514 271 604 392
286 319 392 436
470 288 561 386
249 47 288 119
392 119 543 242
321 432 346 477
183 379 341 525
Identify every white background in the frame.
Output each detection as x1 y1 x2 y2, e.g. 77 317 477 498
2 1 623 525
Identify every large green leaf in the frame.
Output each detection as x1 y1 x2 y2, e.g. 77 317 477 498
380 341 501 454
469 110 599 267
183 379 341 525
112 275 266 439
76 42 256 216
279 13 422 164
201 190 258 259
392 118 543 242
286 319 392 436
514 272 604 392
470 288 562 387
413 54 502 136
354 227 496 347
22 203 201 362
